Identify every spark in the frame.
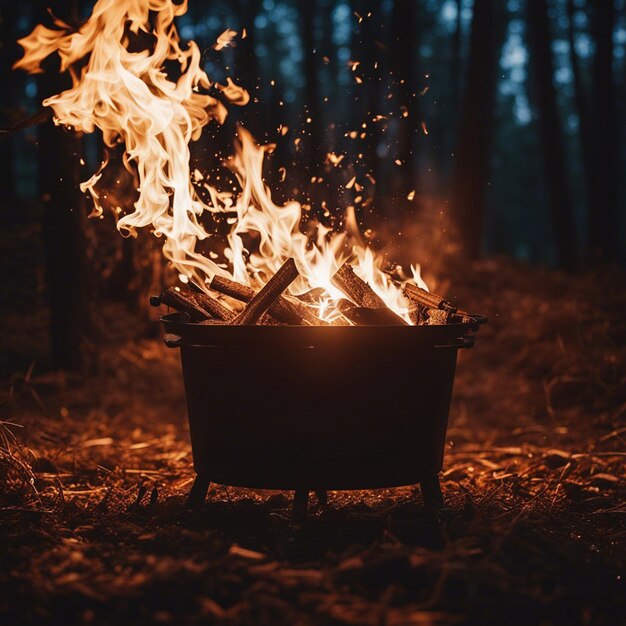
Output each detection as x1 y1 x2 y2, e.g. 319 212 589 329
213 29 237 51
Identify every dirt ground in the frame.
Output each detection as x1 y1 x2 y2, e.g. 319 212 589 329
1 258 625 626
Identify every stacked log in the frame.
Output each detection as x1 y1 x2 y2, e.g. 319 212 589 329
151 260 474 327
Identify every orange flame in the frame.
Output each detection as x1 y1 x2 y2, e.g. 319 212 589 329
15 0 427 323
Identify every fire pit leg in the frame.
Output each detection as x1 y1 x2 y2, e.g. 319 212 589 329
186 474 211 509
292 489 310 521
420 474 444 510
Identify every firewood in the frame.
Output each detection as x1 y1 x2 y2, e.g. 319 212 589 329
274 295 326 325
151 287 213 322
403 283 457 312
190 291 236 322
335 298 357 324
209 275 256 302
332 263 408 326
296 287 326 303
425 308 451 325
210 275 323 326
151 287 236 322
409 304 428 325
336 299 387 326
450 313 474 324
233 258 300 326
341 305 408 326
198 314 280 326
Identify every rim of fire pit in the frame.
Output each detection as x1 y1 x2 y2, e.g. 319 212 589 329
161 312 487 349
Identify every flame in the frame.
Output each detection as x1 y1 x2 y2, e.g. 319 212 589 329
15 0 428 324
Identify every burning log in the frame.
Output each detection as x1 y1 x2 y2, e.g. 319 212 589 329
336 299 404 326
356 307 409 326
410 305 472 326
190 291 236 322
151 287 235 322
336 299 358 324
451 313 474 324
403 283 456 312
425 309 451 325
151 267 474 327
408 304 428 326
151 287 214 322
233 258 300 326
210 275 323 326
332 263 408 326
403 283 474 322
296 287 327 304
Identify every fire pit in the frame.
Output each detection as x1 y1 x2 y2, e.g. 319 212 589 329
14 0 487 519
161 306 486 517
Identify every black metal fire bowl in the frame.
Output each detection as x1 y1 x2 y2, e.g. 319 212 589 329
161 312 486 516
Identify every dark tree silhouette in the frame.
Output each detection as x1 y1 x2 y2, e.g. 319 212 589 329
566 0 597 259
450 0 504 260
527 0 577 270
3 0 624 290
37 0 94 370
0 0 18 210
302 0 322 186
353 0 384 202
451 0 464 112
235 0 263 135
589 0 619 260
390 0 418 196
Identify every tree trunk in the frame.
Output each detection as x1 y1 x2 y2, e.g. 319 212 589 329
450 0 503 260
391 0 418 195
589 0 618 260
235 0 263 136
0 0 18 210
527 0 577 271
355 0 383 204
301 0 322 187
451 0 463 110
566 0 598 259
38 0 94 371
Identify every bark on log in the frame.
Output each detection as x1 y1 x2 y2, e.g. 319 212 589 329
336 299 403 326
403 283 456 312
233 259 300 326
425 309 451 325
332 263 408 326
403 284 472 318
153 288 213 321
210 275 323 326
191 291 237 322
296 287 327 304
408 304 428 325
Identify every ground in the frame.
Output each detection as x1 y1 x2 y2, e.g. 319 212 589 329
1 258 625 626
